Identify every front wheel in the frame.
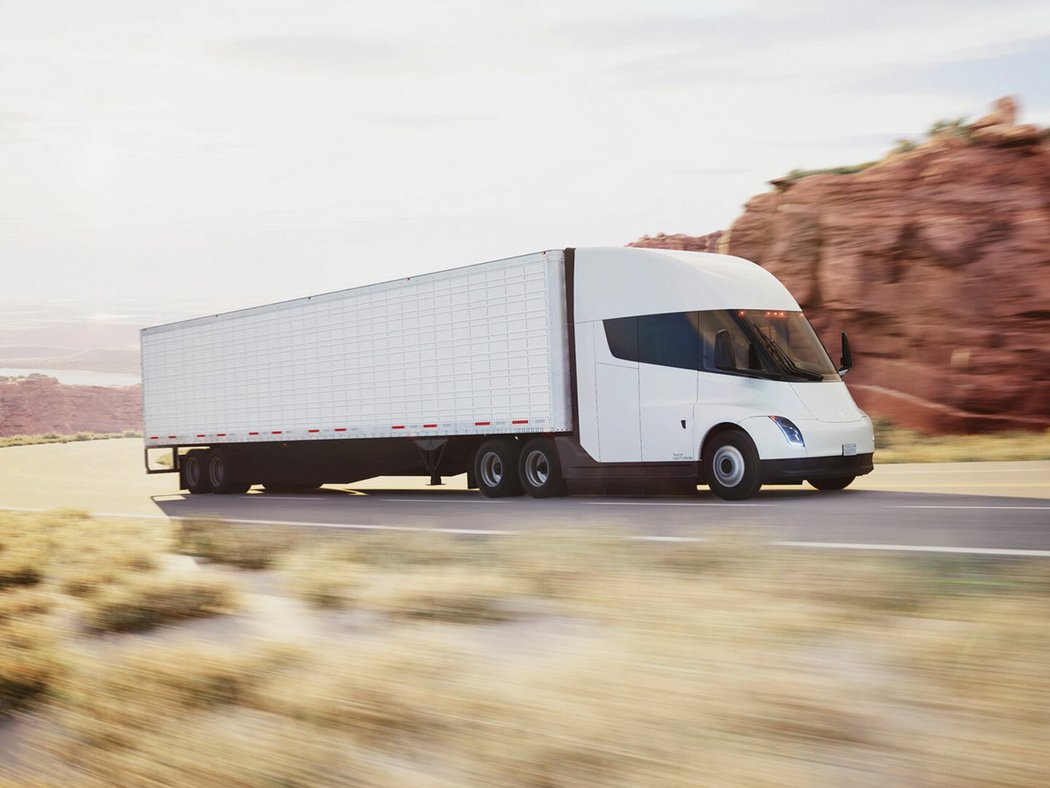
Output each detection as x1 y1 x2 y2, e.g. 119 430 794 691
473 440 523 498
808 475 855 491
518 439 565 498
703 430 762 501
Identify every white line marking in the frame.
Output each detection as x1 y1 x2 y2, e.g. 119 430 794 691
3 506 1048 557
772 541 1050 557
890 505 1050 511
0 506 515 535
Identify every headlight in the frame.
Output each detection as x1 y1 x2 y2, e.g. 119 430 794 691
769 416 805 447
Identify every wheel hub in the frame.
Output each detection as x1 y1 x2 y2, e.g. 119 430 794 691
712 445 745 487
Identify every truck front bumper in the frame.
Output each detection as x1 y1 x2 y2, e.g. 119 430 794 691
761 453 874 484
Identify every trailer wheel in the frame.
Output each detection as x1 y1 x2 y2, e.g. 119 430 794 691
703 430 762 501
808 475 855 491
207 449 250 495
183 449 212 494
518 439 565 498
474 440 522 498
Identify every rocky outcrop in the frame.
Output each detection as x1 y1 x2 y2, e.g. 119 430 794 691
632 98 1050 433
629 231 725 253
0 376 142 436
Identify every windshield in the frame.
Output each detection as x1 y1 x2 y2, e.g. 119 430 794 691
603 309 840 382
732 310 838 381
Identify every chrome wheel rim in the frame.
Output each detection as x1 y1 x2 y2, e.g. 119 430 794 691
712 445 745 488
523 449 549 488
479 451 504 489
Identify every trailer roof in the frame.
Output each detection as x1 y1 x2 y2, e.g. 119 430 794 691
141 249 565 335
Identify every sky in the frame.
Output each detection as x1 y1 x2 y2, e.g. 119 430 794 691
2 0 1049 320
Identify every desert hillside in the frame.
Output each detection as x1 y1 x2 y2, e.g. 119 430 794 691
0 375 142 437
632 97 1050 433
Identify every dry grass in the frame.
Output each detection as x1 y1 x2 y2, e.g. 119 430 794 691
81 573 237 632
7 517 1050 785
875 422 1050 463
0 431 140 449
0 589 60 714
0 510 240 713
280 533 522 620
174 518 304 569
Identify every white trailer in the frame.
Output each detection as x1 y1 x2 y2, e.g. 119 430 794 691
142 247 874 500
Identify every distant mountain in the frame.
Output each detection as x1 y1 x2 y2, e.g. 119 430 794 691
0 376 141 437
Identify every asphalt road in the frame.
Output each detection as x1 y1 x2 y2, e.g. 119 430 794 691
1 439 1047 555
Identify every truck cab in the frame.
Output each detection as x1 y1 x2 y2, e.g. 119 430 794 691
568 247 874 499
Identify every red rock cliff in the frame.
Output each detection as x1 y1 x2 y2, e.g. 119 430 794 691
0 376 142 437
633 98 1050 433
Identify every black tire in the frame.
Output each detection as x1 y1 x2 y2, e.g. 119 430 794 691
207 448 250 495
183 449 212 494
473 440 523 498
518 438 565 498
703 430 762 501
808 475 855 491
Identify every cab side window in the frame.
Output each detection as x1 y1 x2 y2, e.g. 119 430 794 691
638 312 699 371
603 312 700 371
603 316 638 362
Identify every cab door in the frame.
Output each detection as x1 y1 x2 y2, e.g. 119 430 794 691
638 312 700 461
593 319 642 462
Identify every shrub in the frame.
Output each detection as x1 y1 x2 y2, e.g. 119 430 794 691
174 519 304 569
83 574 238 632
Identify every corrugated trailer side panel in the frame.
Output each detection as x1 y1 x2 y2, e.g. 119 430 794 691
142 251 571 447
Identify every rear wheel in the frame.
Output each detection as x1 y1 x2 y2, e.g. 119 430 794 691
703 430 762 501
808 475 855 491
474 440 522 498
207 449 250 494
518 438 565 498
183 449 212 494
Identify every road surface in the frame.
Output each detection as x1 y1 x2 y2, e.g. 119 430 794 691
0 439 1047 555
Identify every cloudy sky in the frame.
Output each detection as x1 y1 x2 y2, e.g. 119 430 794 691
2 0 1048 317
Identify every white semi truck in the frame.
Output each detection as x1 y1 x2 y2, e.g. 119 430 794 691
141 247 874 500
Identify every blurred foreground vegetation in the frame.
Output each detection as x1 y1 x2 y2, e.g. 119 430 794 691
874 421 1050 463
2 512 1049 785
0 431 141 449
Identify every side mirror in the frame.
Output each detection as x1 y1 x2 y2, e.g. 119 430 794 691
714 329 736 371
838 331 853 377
